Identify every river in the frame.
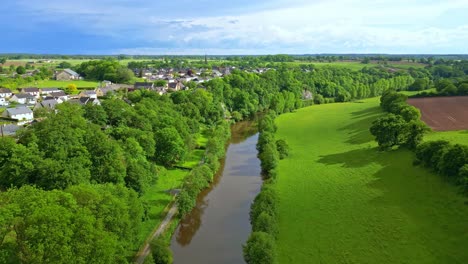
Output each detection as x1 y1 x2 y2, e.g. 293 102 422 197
170 121 262 264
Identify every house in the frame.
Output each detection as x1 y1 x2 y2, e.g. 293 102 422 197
134 82 154 90
0 124 21 136
101 80 112 87
79 90 97 99
20 88 41 98
0 88 12 98
55 69 80 80
2 107 34 125
96 87 115 97
0 97 8 106
46 91 69 103
10 93 37 105
34 99 59 111
41 88 62 95
168 82 185 91
70 97 101 106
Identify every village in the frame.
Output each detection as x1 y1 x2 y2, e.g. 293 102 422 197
0 64 271 136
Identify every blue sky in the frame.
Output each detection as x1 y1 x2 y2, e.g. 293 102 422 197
1 0 468 55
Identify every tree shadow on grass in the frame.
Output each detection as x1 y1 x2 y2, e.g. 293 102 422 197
339 106 382 145
318 146 390 168
350 106 382 119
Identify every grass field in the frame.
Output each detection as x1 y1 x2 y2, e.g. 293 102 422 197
275 98 468 263
19 79 99 88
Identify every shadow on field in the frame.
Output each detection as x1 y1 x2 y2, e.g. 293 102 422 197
339 107 382 145
317 147 389 168
350 106 382 119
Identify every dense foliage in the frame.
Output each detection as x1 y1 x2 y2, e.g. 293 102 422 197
370 91 429 150
415 141 468 193
75 59 135 83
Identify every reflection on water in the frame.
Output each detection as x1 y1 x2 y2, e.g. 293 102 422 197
170 120 262 264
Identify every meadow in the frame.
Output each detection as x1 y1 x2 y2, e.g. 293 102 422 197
274 98 468 263
18 79 99 88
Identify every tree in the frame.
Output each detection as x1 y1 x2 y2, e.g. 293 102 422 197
243 232 276 264
65 83 77 94
0 58 6 64
409 78 430 91
83 104 108 126
438 144 468 177
155 127 187 167
370 114 407 150
150 239 173 264
58 61 72 69
16 66 26 74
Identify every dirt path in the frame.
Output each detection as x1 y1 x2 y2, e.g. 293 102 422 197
134 204 178 264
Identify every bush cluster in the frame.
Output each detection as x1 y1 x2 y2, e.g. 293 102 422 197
416 141 468 193
370 90 429 150
176 121 231 217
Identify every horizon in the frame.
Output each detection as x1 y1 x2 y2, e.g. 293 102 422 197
1 0 468 55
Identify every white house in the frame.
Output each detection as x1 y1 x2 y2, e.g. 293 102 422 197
79 90 97 99
10 94 37 105
0 88 12 98
0 97 8 106
41 88 62 95
46 91 69 103
20 88 41 98
2 107 34 125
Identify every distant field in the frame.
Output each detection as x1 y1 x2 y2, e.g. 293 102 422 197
289 60 426 71
408 96 468 131
275 98 468 263
19 80 99 88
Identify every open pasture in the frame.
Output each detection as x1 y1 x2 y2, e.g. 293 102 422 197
274 98 468 263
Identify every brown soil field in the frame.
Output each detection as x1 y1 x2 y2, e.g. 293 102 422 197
407 96 468 131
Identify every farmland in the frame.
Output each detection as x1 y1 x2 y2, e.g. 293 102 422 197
408 96 468 131
274 98 468 263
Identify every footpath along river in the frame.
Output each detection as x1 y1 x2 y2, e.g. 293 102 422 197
170 121 262 264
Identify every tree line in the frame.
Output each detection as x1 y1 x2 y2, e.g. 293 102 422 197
243 110 290 264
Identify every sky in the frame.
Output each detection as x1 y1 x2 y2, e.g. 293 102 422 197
1 0 468 55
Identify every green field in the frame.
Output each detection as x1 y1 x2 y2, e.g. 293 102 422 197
19 79 99 88
289 61 426 71
275 98 468 263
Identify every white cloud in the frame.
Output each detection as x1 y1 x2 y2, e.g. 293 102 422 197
14 0 468 53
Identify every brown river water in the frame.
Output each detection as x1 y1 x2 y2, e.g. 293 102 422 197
170 121 262 264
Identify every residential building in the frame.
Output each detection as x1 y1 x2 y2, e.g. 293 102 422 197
79 90 97 99
0 88 12 98
20 88 41 98
34 99 59 111
10 93 37 105
0 97 8 106
2 107 34 125
41 88 62 95
55 69 80 80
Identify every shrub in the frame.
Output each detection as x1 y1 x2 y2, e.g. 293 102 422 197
252 211 278 238
259 142 279 175
276 139 289 159
250 187 278 225
437 144 468 178
243 232 276 264
150 239 173 264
